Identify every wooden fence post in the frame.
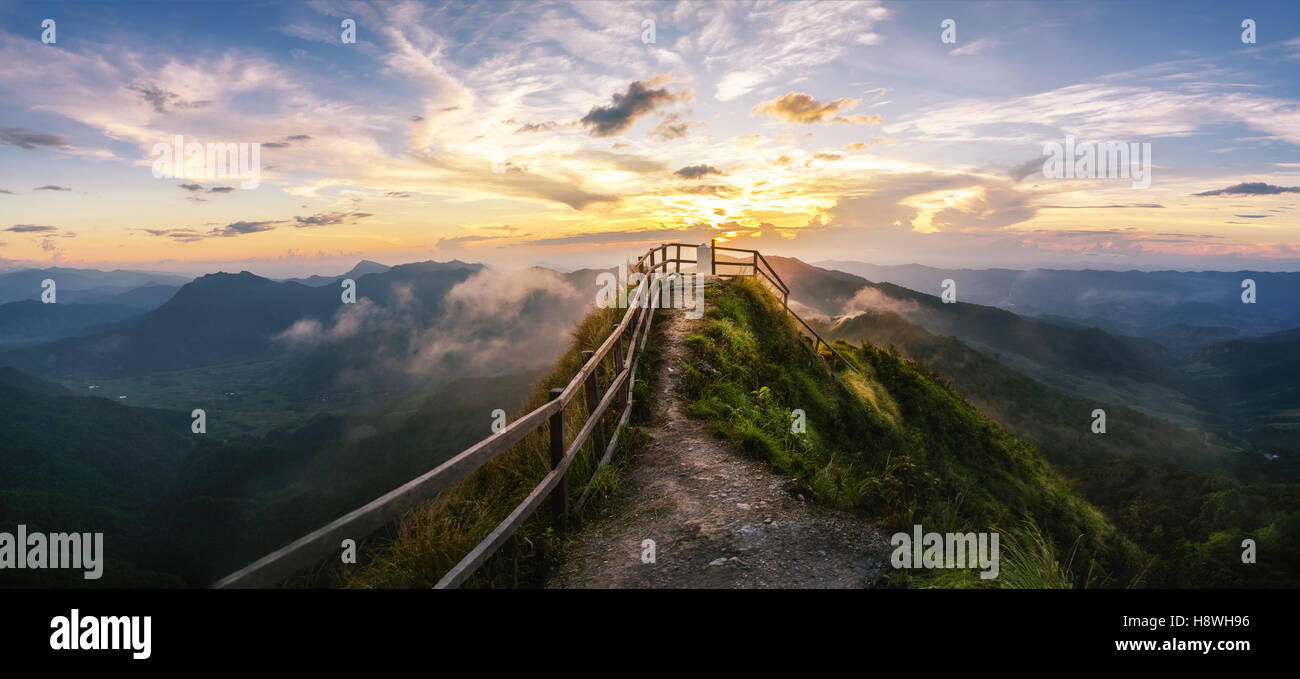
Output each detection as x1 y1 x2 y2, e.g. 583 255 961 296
710 238 716 275
675 244 680 273
613 324 624 371
549 388 567 529
611 326 626 412
581 350 606 461
752 251 758 278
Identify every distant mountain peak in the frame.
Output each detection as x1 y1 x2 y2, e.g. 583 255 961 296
196 270 263 281
343 260 390 278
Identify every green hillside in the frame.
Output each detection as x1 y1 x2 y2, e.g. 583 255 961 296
677 278 1143 587
0 366 541 586
821 310 1220 473
816 307 1299 587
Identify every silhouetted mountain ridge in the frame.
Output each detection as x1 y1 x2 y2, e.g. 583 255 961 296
0 261 482 378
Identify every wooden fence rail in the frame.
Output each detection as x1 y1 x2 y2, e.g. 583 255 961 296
214 241 849 589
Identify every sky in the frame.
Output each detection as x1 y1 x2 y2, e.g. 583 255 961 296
0 0 1298 276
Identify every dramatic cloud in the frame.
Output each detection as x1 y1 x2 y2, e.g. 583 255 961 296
0 127 71 150
293 211 374 227
34 185 71 191
6 224 58 233
647 114 702 141
210 220 276 237
673 164 725 179
0 1 1295 270
707 2 892 101
1194 182 1300 196
826 171 1041 234
579 78 688 137
751 93 882 125
143 228 205 242
128 82 210 113
515 121 558 133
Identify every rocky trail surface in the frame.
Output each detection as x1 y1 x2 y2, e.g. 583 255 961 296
548 305 891 589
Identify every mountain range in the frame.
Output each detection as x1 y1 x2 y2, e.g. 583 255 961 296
768 257 1299 455
0 253 1295 587
817 260 1300 346
280 260 392 287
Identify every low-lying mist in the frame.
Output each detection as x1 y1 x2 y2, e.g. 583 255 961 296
274 267 592 400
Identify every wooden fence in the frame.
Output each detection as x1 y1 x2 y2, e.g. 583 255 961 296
635 241 858 374
214 241 850 588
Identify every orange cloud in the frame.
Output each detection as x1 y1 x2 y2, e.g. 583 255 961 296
751 93 881 125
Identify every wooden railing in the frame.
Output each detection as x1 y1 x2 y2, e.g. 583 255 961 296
215 241 852 589
633 240 789 304
632 240 856 375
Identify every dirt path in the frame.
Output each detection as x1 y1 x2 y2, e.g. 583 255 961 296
548 306 891 589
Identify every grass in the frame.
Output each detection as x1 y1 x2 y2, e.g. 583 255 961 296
677 278 1145 588
340 304 653 588
996 519 1083 589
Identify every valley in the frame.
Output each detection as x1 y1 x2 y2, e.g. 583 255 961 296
770 257 1300 457
0 254 1295 588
